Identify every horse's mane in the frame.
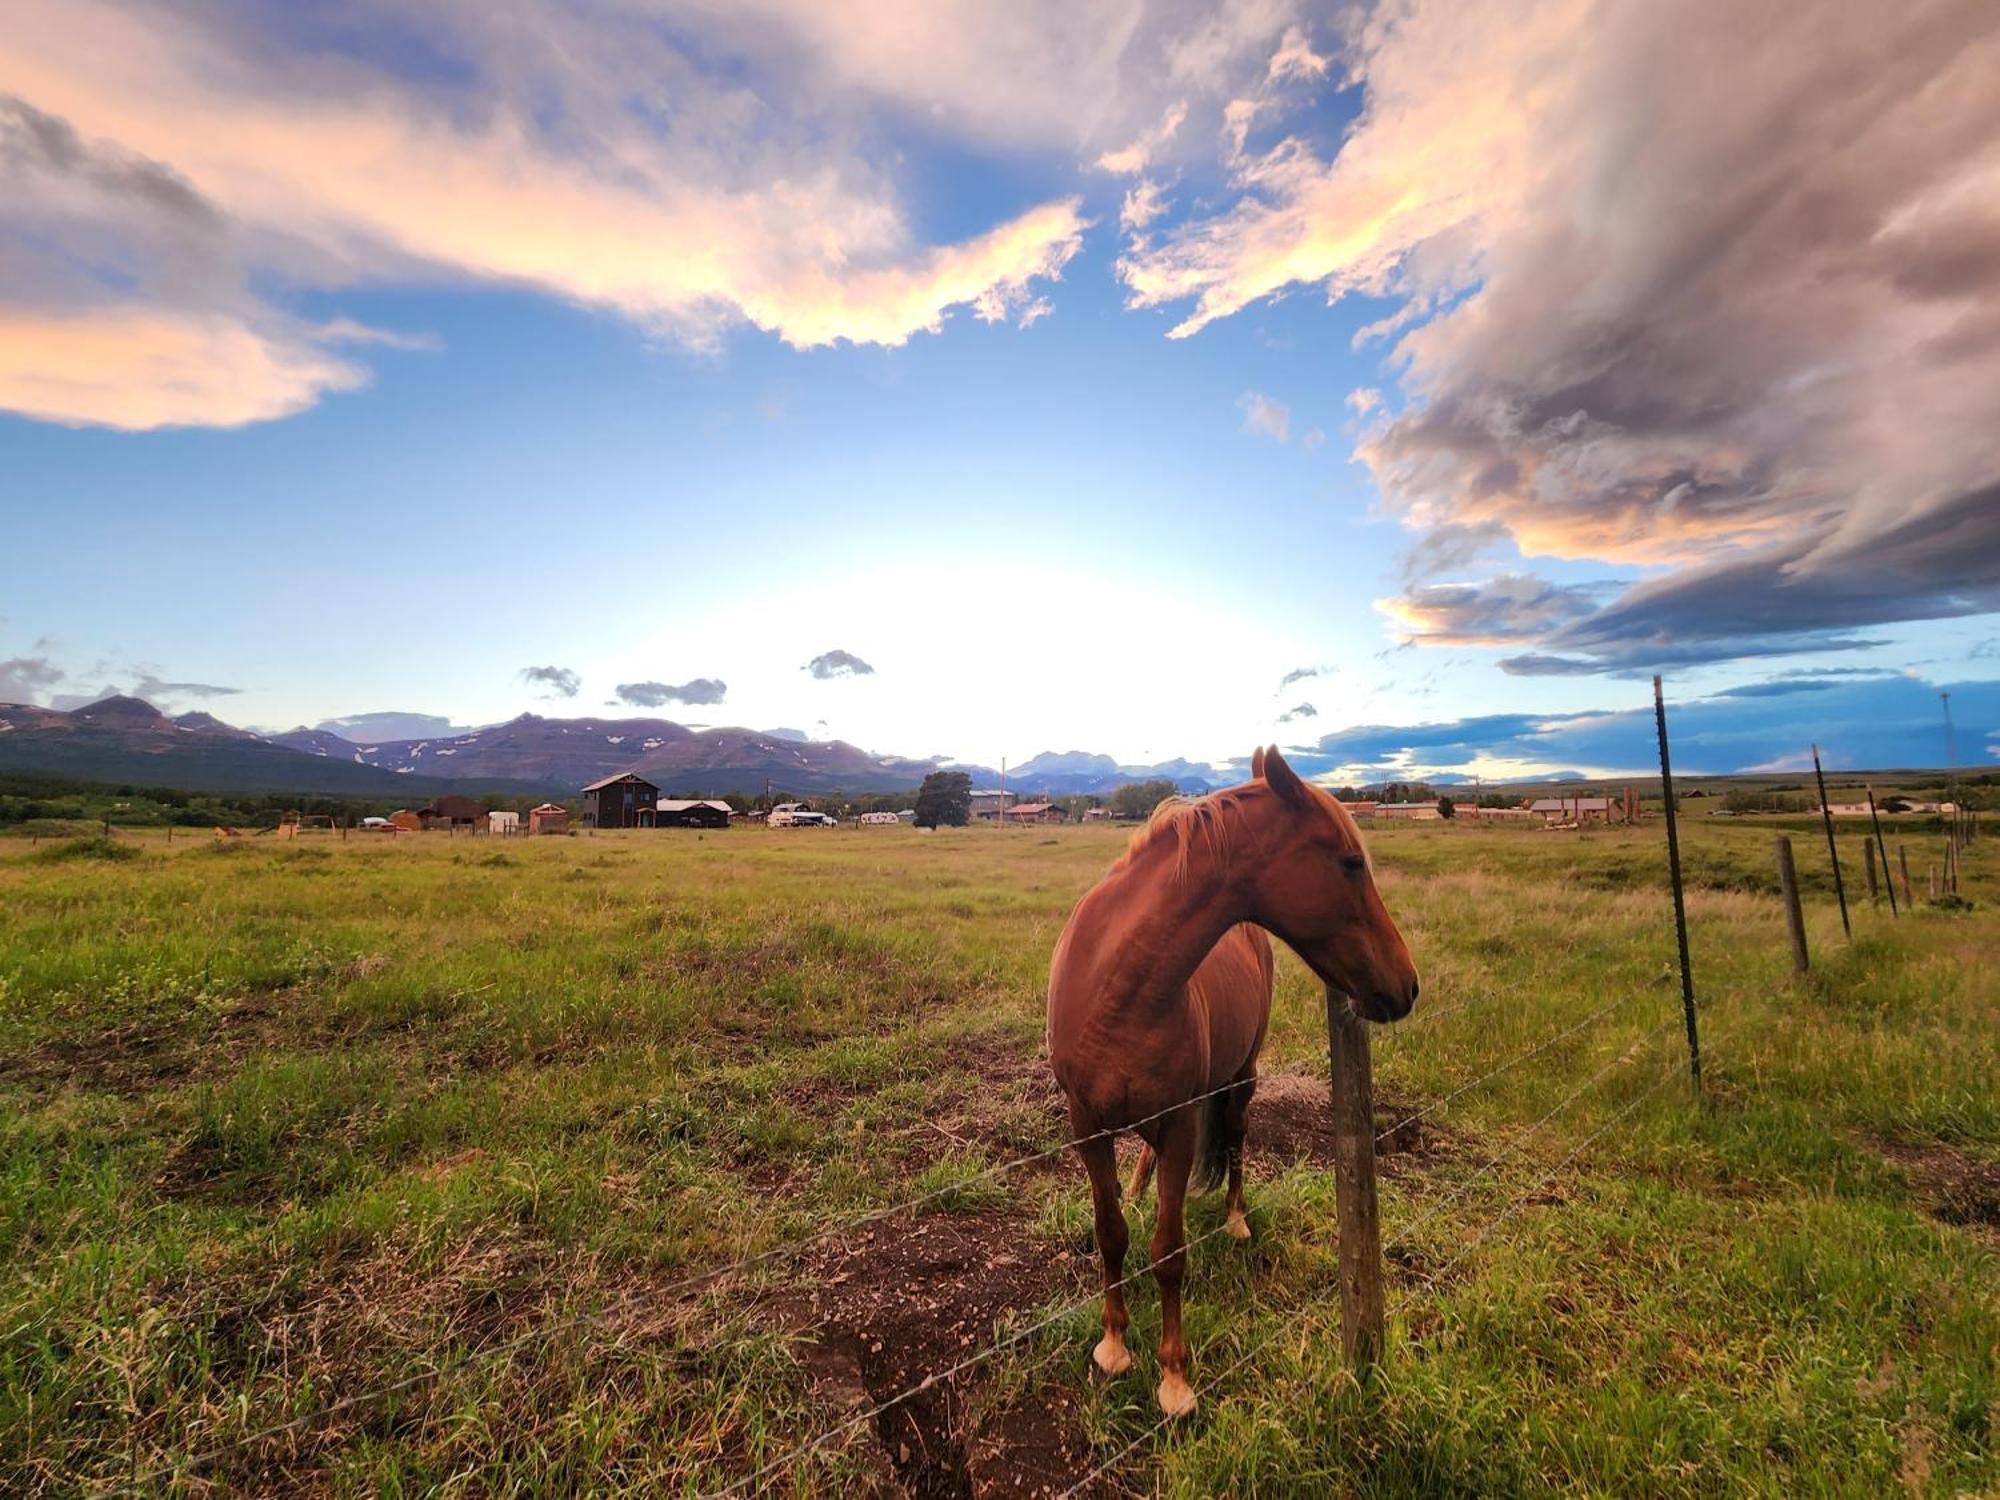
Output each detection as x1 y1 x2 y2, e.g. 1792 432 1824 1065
1110 789 1251 885
1109 777 1361 886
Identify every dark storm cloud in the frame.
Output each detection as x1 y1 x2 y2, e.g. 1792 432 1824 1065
804 649 874 679
520 665 580 699
1289 676 1997 777
616 678 727 707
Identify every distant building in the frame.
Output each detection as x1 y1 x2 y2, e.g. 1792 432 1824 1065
969 789 1017 821
1467 805 1534 822
858 810 902 826
642 799 731 829
1527 796 1625 823
421 793 486 829
1376 802 1441 821
488 810 520 835
529 803 570 835
1338 801 1379 819
389 809 423 832
582 772 658 828
1005 801 1068 824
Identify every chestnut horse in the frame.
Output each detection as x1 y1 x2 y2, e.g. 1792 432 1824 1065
1046 745 1419 1417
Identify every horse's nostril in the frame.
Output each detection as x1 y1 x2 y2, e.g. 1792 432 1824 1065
1409 978 1421 1005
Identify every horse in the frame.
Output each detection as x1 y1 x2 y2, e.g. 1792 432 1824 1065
1045 744 1420 1418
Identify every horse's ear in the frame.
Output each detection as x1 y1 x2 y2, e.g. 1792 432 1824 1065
1251 746 1267 779
1263 744 1309 805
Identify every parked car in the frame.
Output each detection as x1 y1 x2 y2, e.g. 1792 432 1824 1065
769 803 838 827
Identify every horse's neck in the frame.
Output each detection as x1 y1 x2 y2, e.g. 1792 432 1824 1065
1090 816 1255 1009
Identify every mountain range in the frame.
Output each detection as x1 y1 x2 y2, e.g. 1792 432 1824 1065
0 697 1222 798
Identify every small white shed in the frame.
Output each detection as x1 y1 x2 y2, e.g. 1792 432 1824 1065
488 810 521 835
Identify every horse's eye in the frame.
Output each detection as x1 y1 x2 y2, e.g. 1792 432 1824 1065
1340 854 1367 875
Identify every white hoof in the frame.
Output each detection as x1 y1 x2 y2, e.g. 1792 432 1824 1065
1156 1371 1198 1419
1226 1210 1251 1241
1092 1334 1134 1376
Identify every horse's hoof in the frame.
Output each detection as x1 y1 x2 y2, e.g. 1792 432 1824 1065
1092 1335 1134 1377
1226 1211 1251 1241
1156 1371 1198 1419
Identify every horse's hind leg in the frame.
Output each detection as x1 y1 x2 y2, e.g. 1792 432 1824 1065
1149 1108 1200 1418
1223 1074 1256 1240
1074 1131 1134 1377
1126 1141 1156 1203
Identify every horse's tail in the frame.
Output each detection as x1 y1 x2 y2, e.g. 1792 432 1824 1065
1189 1087 1232 1194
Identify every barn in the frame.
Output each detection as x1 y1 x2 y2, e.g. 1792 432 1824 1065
581 773 658 828
642 799 732 829
421 793 487 829
1005 801 1068 824
388 809 423 832
529 803 569 835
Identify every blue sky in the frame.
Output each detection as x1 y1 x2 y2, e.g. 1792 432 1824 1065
2 2 1995 778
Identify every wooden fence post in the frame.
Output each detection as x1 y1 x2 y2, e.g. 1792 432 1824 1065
1326 990 1384 1371
1899 844 1914 906
1863 837 1878 902
1929 864 1937 901
1653 677 1702 1087
1868 788 1898 917
1810 746 1851 940
1775 835 1808 974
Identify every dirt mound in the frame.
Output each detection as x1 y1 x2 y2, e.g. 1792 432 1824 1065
1249 1070 1444 1172
773 1211 1103 1497
1873 1138 2000 1234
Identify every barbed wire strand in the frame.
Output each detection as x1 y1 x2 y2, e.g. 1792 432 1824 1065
1373 986 1646 1147
1055 1033 1712 1498
104 997 1681 1496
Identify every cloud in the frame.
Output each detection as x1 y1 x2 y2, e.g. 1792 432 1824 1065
1238 389 1290 441
132 673 239 701
1397 520 1510 584
616 678 728 708
1118 0 2000 670
316 712 469 741
1277 701 1317 723
1120 179 1170 234
0 654 63 703
1278 665 1326 690
1096 100 1189 175
1288 675 1999 778
1378 574 1608 647
520 665 581 699
0 1 1127 429
804 649 875 679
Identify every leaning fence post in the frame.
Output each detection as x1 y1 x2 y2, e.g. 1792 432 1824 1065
1868 788 1898 917
1326 990 1384 1371
1811 746 1851 941
1653 676 1702 1088
1899 844 1914 906
1775 835 1809 974
1863 837 1878 902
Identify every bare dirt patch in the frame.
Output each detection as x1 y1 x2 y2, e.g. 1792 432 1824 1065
770 1210 1103 1497
1250 1070 1450 1174
1872 1137 2000 1234
0 1002 283 1097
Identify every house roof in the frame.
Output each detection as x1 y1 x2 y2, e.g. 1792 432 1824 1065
1007 802 1058 815
655 799 732 813
1528 797 1617 812
530 802 567 814
581 772 658 792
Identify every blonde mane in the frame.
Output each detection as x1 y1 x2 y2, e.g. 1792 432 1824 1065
1109 776 1365 885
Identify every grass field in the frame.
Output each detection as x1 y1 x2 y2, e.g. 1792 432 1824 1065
2 816 1994 1497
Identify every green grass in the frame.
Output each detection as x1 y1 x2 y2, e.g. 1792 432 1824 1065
0 819 1993 1496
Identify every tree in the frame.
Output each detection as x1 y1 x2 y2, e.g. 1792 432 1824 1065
1109 778 1178 820
914 771 972 828
1437 796 1456 820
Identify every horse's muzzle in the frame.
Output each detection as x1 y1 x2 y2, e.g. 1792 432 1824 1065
1360 976 1418 1022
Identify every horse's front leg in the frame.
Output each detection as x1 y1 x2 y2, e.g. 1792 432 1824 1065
1150 1108 1200 1417
1074 1131 1133 1376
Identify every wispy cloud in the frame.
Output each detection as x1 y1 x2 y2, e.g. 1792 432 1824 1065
1118 0 2000 670
1238 389 1290 442
0 654 63 703
1278 665 1327 691
520 665 580 699
804 649 874 679
1277 701 1317 723
616 678 728 708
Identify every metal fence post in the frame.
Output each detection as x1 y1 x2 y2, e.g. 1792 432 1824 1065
1868 787 1898 917
1775 835 1809 974
1326 990 1384 1371
1811 745 1851 940
1653 676 1702 1087
1863 837 1878 902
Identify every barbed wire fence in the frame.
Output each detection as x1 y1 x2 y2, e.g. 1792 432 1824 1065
93 682 1905 1499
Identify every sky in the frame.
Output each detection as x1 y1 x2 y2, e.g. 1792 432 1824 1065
2 0 1996 780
